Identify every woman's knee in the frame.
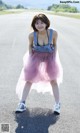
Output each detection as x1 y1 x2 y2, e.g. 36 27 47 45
25 81 32 86
50 80 58 85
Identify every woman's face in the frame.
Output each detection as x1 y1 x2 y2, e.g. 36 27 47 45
35 19 46 31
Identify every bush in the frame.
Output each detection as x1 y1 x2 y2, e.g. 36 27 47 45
47 4 78 13
16 4 24 9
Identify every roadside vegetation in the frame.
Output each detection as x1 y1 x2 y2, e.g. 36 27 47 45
0 0 80 19
47 4 79 13
0 0 26 11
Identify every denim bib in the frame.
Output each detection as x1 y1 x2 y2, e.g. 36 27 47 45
32 29 54 53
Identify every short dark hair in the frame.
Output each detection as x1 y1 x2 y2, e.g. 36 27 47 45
31 14 50 31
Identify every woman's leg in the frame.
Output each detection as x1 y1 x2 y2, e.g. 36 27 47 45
20 81 32 103
16 81 32 112
50 80 60 104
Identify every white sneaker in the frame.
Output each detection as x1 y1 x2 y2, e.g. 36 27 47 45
16 102 26 113
54 103 61 114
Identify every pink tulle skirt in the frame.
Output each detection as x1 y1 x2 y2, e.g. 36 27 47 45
23 50 63 83
16 50 63 99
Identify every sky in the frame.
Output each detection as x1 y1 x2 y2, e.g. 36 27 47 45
2 0 80 10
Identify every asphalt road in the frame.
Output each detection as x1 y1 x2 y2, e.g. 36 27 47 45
0 11 80 133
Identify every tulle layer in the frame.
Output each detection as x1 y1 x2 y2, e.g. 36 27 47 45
16 50 63 100
22 50 63 84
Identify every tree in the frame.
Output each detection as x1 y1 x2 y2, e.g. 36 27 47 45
0 0 3 5
47 4 78 13
0 0 13 10
16 4 24 9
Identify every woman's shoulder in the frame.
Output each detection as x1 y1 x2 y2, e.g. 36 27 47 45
48 28 58 38
29 32 34 37
49 28 57 34
53 30 58 38
28 32 34 40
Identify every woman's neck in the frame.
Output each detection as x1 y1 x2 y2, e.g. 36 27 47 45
38 29 47 35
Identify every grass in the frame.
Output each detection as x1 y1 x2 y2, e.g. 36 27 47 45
0 9 80 19
0 9 27 15
45 10 80 19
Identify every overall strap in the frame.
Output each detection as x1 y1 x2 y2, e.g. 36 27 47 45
48 29 53 44
33 31 37 45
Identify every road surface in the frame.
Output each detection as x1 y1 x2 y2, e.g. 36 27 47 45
0 11 80 133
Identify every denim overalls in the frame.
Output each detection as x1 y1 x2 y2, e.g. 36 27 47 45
32 29 54 53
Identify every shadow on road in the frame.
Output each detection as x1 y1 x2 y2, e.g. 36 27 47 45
14 108 60 133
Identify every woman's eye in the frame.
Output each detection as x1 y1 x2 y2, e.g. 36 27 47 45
36 22 39 25
35 21 44 25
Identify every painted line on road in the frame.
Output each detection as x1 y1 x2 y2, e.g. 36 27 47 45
11 38 16 49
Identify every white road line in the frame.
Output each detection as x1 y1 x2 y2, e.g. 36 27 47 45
11 38 16 49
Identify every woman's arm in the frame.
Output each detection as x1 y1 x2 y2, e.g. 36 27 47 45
28 32 33 54
53 30 58 47
52 30 58 53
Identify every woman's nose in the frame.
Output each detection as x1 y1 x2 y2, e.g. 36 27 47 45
38 23 42 27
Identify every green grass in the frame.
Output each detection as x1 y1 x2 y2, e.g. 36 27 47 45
0 9 27 15
45 11 80 19
0 9 80 19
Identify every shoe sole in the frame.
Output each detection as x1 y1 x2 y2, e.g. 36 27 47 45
54 111 60 115
15 108 26 113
